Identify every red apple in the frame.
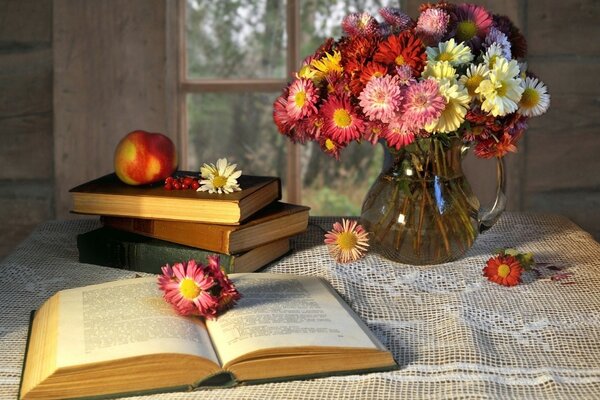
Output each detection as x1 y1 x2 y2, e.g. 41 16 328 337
114 130 178 185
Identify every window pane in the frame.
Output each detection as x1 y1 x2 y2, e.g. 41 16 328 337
187 92 287 196
186 0 287 79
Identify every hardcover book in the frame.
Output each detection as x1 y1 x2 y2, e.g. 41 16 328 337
101 201 310 254
77 227 290 274
69 172 281 224
19 274 398 400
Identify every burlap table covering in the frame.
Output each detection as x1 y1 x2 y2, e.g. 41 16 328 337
2 213 600 399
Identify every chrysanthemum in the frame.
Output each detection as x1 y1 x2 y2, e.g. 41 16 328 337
477 57 523 117
384 118 416 149
273 93 295 135
483 254 523 286
379 7 413 31
483 43 505 70
453 3 493 51
198 158 242 194
351 61 387 95
426 39 473 66
341 12 379 37
298 113 325 140
421 60 458 84
320 94 365 144
310 51 343 81
318 136 345 159
324 219 369 263
158 260 219 317
459 64 490 100
425 81 470 133
395 64 416 85
364 121 388 144
400 79 446 129
286 78 319 121
358 75 403 123
518 76 550 117
374 31 427 76
484 27 512 59
474 133 518 159
416 8 450 46
206 255 241 311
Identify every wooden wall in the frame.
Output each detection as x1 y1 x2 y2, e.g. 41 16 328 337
0 0 54 257
53 0 175 220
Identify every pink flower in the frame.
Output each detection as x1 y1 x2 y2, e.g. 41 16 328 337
158 260 219 318
378 7 413 31
383 118 416 150
359 75 403 124
400 79 445 130
273 92 295 135
286 78 319 121
324 219 370 263
342 12 379 37
454 3 493 51
416 8 450 46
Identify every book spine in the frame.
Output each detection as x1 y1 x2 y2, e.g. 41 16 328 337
78 233 236 274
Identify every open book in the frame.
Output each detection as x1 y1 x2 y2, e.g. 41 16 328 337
20 274 397 400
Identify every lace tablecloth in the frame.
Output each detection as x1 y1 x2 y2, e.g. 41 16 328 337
2 213 600 399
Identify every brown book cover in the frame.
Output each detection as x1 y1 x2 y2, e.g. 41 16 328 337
69 172 281 224
101 202 310 254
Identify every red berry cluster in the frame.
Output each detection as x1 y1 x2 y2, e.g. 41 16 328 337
164 175 200 190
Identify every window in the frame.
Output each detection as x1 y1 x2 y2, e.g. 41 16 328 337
178 0 399 215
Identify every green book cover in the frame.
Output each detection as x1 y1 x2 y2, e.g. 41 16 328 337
77 227 235 274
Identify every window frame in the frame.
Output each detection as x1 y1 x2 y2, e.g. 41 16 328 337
173 0 302 203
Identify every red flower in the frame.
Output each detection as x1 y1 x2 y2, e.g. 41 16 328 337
483 254 523 286
373 31 427 76
474 133 517 159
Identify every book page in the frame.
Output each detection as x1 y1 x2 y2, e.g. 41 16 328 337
56 277 219 368
206 274 381 366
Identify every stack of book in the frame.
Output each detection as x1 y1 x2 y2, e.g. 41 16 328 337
70 172 310 274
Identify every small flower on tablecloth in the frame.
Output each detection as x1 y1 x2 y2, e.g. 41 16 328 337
324 218 370 263
483 248 535 286
158 258 240 319
198 158 242 194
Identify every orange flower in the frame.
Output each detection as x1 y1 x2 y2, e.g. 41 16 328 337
483 254 523 286
373 31 427 76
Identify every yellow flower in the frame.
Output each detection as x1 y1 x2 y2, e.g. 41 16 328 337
310 51 343 81
476 58 523 117
426 81 470 133
459 64 490 101
421 61 458 84
426 38 474 66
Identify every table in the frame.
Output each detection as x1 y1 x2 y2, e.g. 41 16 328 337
2 213 600 399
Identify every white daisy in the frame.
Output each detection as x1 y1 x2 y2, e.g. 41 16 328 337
426 38 474 66
476 58 524 117
518 76 550 117
198 158 242 194
482 43 505 69
421 60 458 84
459 64 490 101
425 81 471 133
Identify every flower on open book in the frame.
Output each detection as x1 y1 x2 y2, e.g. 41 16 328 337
324 219 370 263
197 158 242 194
157 256 240 318
483 248 534 286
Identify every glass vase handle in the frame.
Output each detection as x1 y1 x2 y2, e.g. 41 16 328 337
477 156 506 232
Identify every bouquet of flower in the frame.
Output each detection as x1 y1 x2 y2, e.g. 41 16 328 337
273 1 549 159
273 2 550 265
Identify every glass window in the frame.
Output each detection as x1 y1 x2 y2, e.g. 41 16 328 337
183 0 399 215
